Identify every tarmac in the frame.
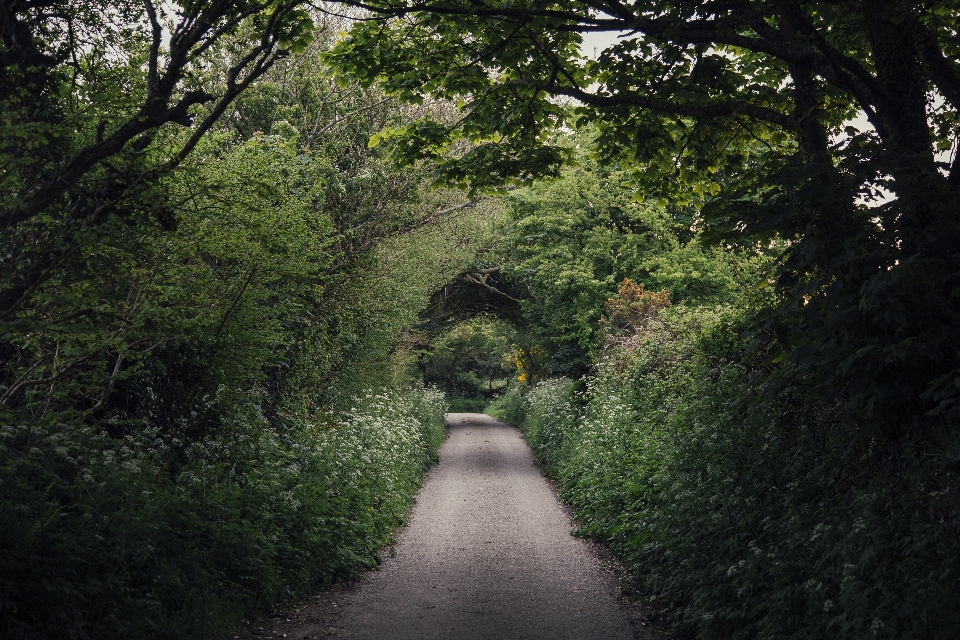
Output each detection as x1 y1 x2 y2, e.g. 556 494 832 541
335 412 635 640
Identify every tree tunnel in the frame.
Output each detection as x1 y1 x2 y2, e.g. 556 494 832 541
414 266 530 410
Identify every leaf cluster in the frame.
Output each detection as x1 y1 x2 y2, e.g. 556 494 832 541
499 162 763 375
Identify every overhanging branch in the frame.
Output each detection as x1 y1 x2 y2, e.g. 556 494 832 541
507 80 795 130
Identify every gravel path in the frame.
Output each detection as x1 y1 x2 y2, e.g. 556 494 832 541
235 412 665 640
336 412 635 640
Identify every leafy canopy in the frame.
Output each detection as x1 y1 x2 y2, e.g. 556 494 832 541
0 0 315 231
503 163 761 376
328 1 960 427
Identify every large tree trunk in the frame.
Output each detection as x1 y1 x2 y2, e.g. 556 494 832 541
865 5 958 255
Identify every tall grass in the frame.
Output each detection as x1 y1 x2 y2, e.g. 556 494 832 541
504 308 960 639
0 386 446 639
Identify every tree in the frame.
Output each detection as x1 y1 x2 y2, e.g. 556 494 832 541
503 162 759 375
0 0 315 448
1 0 315 225
418 319 513 398
327 1 960 428
0 0 315 340
0 16 490 432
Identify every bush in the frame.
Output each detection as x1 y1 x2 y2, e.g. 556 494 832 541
513 307 960 640
485 381 528 426
511 379 578 473
445 397 489 413
0 386 446 640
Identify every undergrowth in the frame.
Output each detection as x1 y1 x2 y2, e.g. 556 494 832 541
502 307 960 639
0 386 446 639
445 397 490 413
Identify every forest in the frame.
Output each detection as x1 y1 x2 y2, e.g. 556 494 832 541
2 1 959 639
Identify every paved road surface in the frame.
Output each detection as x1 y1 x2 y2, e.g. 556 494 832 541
336 412 635 640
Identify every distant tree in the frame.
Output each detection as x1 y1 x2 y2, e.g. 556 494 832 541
419 320 513 397
328 1 960 427
503 164 761 376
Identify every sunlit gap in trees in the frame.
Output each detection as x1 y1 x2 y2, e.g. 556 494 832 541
579 26 636 61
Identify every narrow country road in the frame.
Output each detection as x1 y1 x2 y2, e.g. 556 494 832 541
236 412 660 640
336 412 635 640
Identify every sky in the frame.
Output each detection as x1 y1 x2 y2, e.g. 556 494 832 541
579 30 633 59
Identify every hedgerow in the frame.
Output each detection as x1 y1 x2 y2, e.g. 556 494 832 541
0 27 499 639
0 386 446 639
507 307 960 639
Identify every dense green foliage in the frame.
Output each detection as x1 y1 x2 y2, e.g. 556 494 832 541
494 309 960 639
329 6 960 628
481 157 960 638
329 0 960 430
418 319 514 404
2 386 445 638
502 164 763 375
1 0 315 231
0 11 498 637
5 3 960 639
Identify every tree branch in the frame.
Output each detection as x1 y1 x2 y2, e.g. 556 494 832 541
170 44 288 168
395 196 490 236
916 23 960 113
310 96 393 140
463 272 523 304
143 0 162 93
506 80 796 130
342 0 881 134
0 1 305 230
340 0 599 26
1 88 214 228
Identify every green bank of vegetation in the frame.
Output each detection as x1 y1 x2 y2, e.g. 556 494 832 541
494 326 960 638
487 209 960 637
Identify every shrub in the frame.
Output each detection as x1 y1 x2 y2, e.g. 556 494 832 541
514 307 960 639
512 379 579 474
485 381 528 426
0 386 446 639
